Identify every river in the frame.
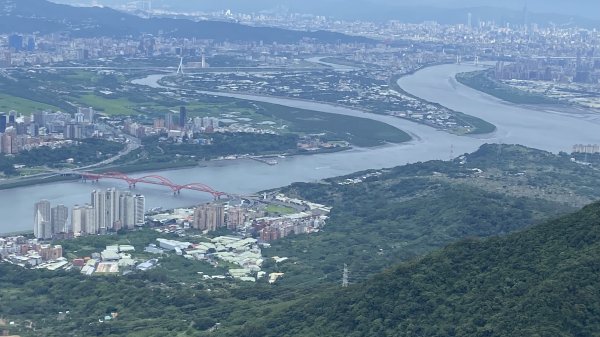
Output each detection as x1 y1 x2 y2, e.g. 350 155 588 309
1 64 598 234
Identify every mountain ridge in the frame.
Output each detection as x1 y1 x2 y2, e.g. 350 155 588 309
50 0 600 26
0 0 372 43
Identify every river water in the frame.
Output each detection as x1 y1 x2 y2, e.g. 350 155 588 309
1 64 598 234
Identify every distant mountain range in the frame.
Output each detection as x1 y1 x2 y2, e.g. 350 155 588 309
0 0 372 43
52 0 600 27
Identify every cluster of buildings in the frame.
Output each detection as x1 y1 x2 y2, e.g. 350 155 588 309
33 188 145 240
124 107 223 139
178 69 476 133
255 194 331 242
0 107 96 155
148 194 331 244
494 55 600 84
0 235 65 270
150 235 266 282
76 244 137 276
573 144 600 154
192 203 249 231
190 197 330 243
121 105 278 142
0 29 370 69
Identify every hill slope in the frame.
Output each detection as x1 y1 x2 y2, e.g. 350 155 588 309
0 0 371 43
227 201 600 337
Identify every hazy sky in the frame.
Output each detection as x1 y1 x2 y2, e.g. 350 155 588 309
51 0 600 21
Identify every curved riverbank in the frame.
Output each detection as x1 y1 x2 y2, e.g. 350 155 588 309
6 61 595 234
398 64 600 153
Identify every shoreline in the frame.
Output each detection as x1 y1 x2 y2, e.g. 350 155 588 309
0 146 355 191
453 69 600 123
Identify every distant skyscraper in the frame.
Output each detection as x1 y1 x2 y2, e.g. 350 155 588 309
51 204 69 235
8 34 23 52
74 112 85 124
165 112 174 130
34 200 52 239
523 5 529 30
179 106 187 128
77 107 95 124
8 110 16 125
467 12 472 29
27 36 35 52
0 113 6 133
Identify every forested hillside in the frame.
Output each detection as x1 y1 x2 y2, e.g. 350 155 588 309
2 144 600 336
226 201 600 337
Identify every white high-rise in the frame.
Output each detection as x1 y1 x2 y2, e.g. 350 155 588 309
83 205 95 235
89 189 145 233
119 192 135 230
134 194 146 227
72 205 84 235
72 204 96 236
34 200 51 239
91 190 105 232
103 188 120 231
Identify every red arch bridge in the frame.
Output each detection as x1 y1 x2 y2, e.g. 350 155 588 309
80 172 227 199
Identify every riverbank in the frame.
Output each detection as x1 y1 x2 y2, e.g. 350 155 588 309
0 146 354 191
455 69 559 105
10 60 595 233
164 64 495 137
0 175 80 191
389 73 497 135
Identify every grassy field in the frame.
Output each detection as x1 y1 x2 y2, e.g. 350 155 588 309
255 102 411 147
76 94 139 116
0 93 61 114
265 204 297 215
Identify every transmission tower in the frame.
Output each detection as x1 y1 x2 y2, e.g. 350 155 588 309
342 264 349 288
176 57 184 75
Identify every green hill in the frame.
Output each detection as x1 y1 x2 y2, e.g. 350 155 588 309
2 144 600 337
227 201 600 337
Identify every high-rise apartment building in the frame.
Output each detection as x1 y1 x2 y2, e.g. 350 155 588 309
227 206 245 230
34 200 51 239
51 204 69 235
71 205 85 235
165 112 174 130
118 192 135 230
103 188 120 232
134 194 146 227
77 107 95 124
179 106 187 128
88 189 145 234
91 190 105 232
193 203 225 231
